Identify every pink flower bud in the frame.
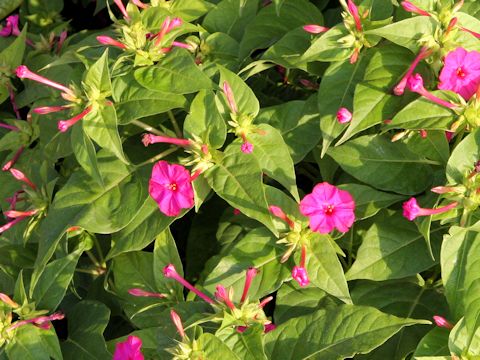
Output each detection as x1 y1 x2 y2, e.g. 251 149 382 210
268 205 295 229
57 30 68 54
433 315 453 329
163 264 214 304
394 47 430 96
4 209 38 219
347 0 362 31
16 65 74 97
240 267 258 303
0 122 18 131
401 1 431 16
97 36 127 49
113 0 130 20
132 0 149 9
0 217 28 234
223 81 238 114
142 133 191 147
9 168 36 189
2 146 23 171
0 293 19 308
303 25 329 34
264 323 276 333
292 266 309 287
336 107 352 124
33 105 71 114
215 285 236 310
408 74 459 109
259 296 273 308
57 107 92 133
128 288 166 299
170 310 186 338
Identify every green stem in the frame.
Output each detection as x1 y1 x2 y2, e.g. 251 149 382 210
168 110 182 138
136 147 178 168
86 251 100 267
131 120 166 136
92 235 105 265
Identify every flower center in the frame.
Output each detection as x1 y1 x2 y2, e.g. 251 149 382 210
456 67 466 78
324 204 334 215
167 183 178 191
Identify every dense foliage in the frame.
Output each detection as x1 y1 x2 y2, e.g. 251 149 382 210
1 0 480 358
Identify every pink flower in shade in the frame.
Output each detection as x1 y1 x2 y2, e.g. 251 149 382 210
8 312 64 331
113 336 144 360
408 74 460 109
96 36 127 49
33 105 71 115
149 161 194 217
292 266 309 287
128 288 166 299
401 1 430 16
241 141 254 154
9 168 36 189
438 48 480 100
0 15 20 37
303 25 329 34
336 107 352 124
402 198 458 221
433 315 454 330
347 0 362 31
299 182 355 234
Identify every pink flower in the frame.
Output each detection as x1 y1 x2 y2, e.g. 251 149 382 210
402 198 458 221
303 25 329 34
57 107 92 133
269 205 295 229
9 168 36 189
132 0 149 9
336 107 352 124
113 336 144 360
170 310 186 338
142 134 191 147
299 182 355 233
241 141 254 154
96 36 127 49
408 74 459 108
149 161 194 217
240 267 258 303
394 47 430 96
433 315 453 329
0 15 20 37
215 285 236 310
401 1 430 16
164 264 215 303
292 266 309 287
438 47 480 100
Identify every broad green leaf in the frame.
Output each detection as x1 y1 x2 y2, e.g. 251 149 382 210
256 97 320 163
302 24 352 62
336 45 416 145
352 280 449 360
202 0 259 42
328 134 435 195
61 301 111 360
239 0 323 59
205 146 277 235
274 282 340 324
134 49 212 94
83 104 127 164
338 183 405 220
216 325 267 360
366 16 436 51
83 49 111 96
414 328 450 358
112 73 186 125
32 154 146 291
386 91 457 131
201 227 290 301
317 57 369 156
0 26 26 103
250 123 299 201
446 129 480 184
31 245 84 311
168 0 212 21
265 305 430 359
0 0 22 20
405 130 450 165
218 65 260 117
6 326 61 360
107 197 175 260
449 317 480 357
346 212 440 281
184 89 227 149
200 333 242 360
464 236 480 348
203 32 240 69
71 123 103 186
306 232 351 303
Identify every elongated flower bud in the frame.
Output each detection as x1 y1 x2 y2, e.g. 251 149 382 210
16 65 74 97
142 133 191 147
0 217 27 234
9 168 36 189
240 267 258 303
132 0 149 9
401 1 430 16
4 209 37 218
164 264 214 304
433 315 453 329
407 74 459 109
0 122 18 131
58 107 92 133
394 47 430 96
223 81 238 114
303 25 329 34
0 293 19 308
97 36 127 49
347 0 362 31
114 0 130 20
33 105 71 115
269 205 295 229
8 312 65 331
215 285 236 310
337 107 352 124
170 310 186 338
402 197 458 221
128 288 166 299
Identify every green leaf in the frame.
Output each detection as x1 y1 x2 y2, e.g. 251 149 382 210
184 89 226 149
107 197 174 260
250 123 299 201
328 134 435 195
71 123 103 186
306 232 351 303
83 104 127 164
405 130 450 165
449 317 480 357
366 16 437 51
386 91 457 131
256 97 320 163
338 184 405 220
112 73 186 125
336 45 415 145
0 26 26 103
0 0 22 20
414 328 450 358
168 0 212 21
61 301 111 360
134 49 212 94
6 326 62 360
83 49 111 96
200 333 242 360
302 25 352 62
202 0 260 42
265 305 430 359
201 227 290 301
352 280 449 360
216 325 267 360
446 129 480 184
239 0 323 59
205 145 277 235
346 212 440 281
317 57 369 156
31 245 84 311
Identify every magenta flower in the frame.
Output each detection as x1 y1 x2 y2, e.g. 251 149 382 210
438 48 480 100
347 0 362 31
113 336 144 360
0 15 20 37
299 182 355 234
292 266 309 287
170 310 186 338
240 267 258 303
215 285 236 310
408 74 459 108
113 0 130 20
9 168 36 190
240 141 254 154
433 315 453 329
164 264 215 303
96 36 127 50
401 1 430 16
149 161 194 217
394 47 430 96
57 107 92 133
142 134 191 147
402 198 458 221
303 25 329 34
336 107 352 124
